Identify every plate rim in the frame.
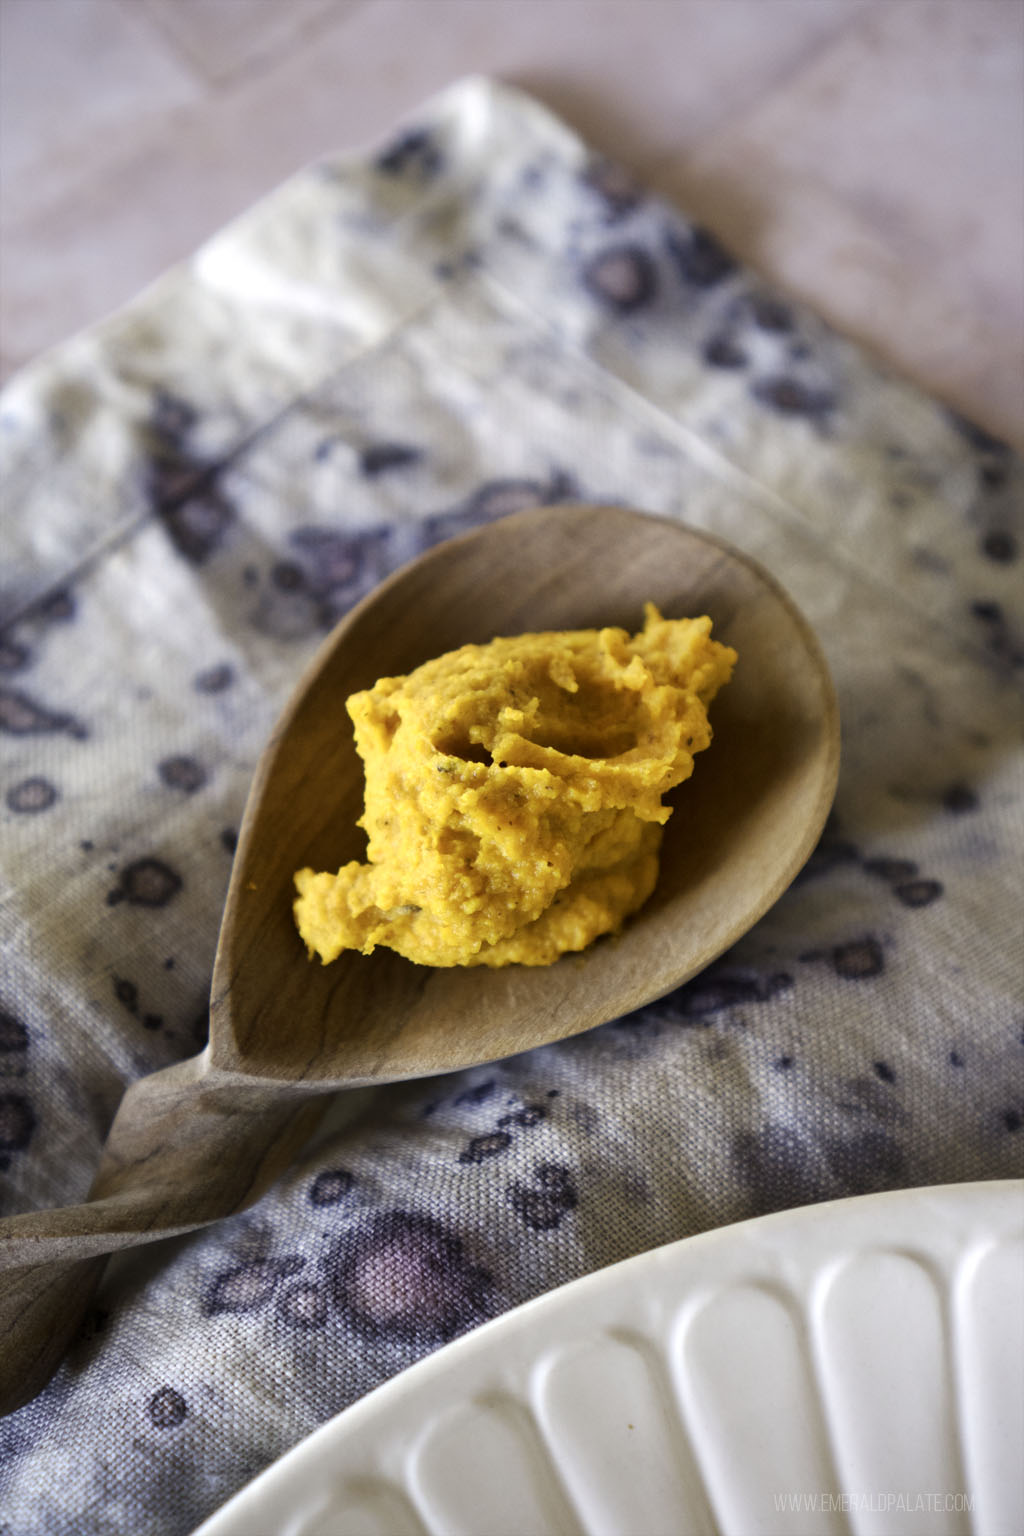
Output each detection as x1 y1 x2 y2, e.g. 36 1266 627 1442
193 1177 1024 1535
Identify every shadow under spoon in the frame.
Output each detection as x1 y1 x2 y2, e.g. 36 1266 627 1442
0 503 839 1414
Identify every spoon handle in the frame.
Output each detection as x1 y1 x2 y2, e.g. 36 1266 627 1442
0 1053 329 1415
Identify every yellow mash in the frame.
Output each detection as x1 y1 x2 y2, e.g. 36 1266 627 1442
294 604 735 968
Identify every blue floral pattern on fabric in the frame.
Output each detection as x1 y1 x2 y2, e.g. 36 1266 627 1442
0 78 1021 1535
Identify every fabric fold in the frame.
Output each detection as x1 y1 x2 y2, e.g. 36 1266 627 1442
0 76 1021 1536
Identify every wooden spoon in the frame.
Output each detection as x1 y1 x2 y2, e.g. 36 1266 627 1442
0 503 839 1413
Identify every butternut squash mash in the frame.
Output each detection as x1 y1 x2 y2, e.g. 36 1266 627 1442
294 604 735 968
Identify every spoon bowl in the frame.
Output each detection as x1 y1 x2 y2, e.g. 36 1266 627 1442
214 501 839 1082
0 502 838 1412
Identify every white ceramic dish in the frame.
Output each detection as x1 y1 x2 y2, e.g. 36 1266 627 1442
195 1181 1023 1536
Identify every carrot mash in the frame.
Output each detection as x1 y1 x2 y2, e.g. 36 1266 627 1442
294 604 735 967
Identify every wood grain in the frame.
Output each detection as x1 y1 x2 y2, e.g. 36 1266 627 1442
0 504 839 1413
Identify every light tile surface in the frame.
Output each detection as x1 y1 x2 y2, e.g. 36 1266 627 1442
0 0 202 215
138 0 359 83
695 0 1024 329
0 0 1021 444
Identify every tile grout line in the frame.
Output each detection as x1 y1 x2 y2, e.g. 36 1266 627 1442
1 3 209 240
124 0 216 87
0 0 376 239
112 0 208 88
130 0 375 93
270 0 377 80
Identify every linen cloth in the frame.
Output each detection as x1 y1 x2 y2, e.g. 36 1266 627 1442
0 77 1021 1534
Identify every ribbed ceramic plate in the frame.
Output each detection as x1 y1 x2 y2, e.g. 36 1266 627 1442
195 1182 1023 1536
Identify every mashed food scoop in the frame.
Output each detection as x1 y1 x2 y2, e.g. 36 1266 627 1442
0 503 839 1412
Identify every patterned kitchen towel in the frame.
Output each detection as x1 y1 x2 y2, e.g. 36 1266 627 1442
1 77 1021 1536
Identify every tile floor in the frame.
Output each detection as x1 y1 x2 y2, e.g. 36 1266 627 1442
1 0 1022 445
